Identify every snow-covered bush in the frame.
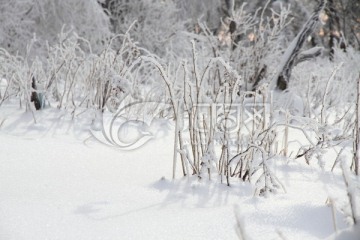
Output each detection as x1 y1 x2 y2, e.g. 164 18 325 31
230 2 293 91
103 0 188 58
0 0 112 58
0 47 33 110
0 27 152 120
143 33 286 194
175 0 222 30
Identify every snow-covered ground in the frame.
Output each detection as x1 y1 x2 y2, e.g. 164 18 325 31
0 104 358 240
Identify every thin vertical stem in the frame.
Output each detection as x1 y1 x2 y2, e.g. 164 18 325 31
354 75 360 175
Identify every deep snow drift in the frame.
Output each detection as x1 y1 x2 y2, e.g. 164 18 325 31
0 104 358 240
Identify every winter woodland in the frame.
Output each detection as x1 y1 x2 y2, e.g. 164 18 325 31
0 0 360 239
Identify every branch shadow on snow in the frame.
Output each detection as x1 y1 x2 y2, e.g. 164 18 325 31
0 106 96 139
71 177 253 222
150 176 253 209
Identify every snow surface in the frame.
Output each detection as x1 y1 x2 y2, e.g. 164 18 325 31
0 104 358 240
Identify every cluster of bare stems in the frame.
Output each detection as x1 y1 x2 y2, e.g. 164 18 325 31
0 27 146 123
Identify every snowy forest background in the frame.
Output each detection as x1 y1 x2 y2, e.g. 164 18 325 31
1 0 360 239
